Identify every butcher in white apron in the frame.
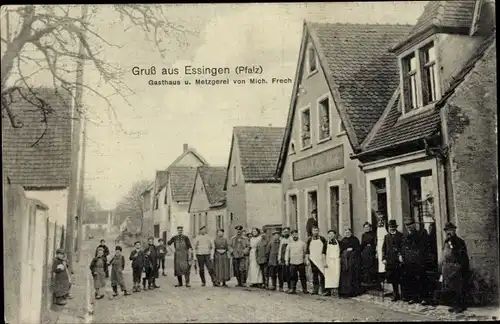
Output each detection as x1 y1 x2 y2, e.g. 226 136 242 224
306 225 327 295
324 229 341 296
376 212 388 275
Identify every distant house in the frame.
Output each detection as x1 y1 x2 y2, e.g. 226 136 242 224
148 144 208 240
2 88 73 249
83 210 113 238
224 126 284 237
140 181 155 234
275 22 412 240
188 166 227 238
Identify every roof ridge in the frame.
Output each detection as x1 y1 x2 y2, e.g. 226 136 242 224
307 21 413 27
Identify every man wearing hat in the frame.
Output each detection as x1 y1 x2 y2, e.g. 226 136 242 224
400 219 431 305
278 227 292 292
441 222 469 313
381 219 404 302
167 226 193 287
266 230 282 290
306 209 319 238
145 236 160 289
193 225 216 287
52 248 71 305
230 225 250 287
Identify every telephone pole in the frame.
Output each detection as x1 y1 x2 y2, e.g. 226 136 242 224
65 4 89 272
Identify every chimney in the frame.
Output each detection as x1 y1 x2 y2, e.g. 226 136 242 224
183 143 188 153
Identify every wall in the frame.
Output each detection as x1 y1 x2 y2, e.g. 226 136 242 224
175 151 206 166
25 188 68 248
246 183 283 231
281 35 366 240
226 136 248 237
170 202 190 238
443 42 498 303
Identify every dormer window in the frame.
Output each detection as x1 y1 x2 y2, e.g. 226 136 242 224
307 44 317 75
401 41 440 113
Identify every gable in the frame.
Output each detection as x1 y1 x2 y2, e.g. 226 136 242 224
199 165 227 206
188 172 210 212
223 133 244 190
174 151 206 167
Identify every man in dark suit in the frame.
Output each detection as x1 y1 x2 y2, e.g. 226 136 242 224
382 220 404 302
306 209 319 238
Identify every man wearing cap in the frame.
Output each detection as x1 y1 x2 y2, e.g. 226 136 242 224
441 222 469 313
167 226 193 287
145 236 160 289
382 220 404 301
193 226 216 287
230 225 249 287
52 249 71 305
285 229 309 294
306 209 319 238
278 227 292 292
266 230 282 290
400 219 430 305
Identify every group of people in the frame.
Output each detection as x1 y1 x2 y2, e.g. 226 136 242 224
89 237 168 299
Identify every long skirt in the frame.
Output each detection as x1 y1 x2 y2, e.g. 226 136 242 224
360 245 377 284
247 249 263 284
93 269 106 289
214 252 231 282
53 271 71 298
339 251 361 296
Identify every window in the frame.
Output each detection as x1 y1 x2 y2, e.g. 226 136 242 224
204 212 208 226
300 108 311 148
154 196 159 210
164 191 168 204
216 215 224 230
401 42 439 113
318 96 331 141
288 194 298 231
307 45 317 74
232 165 237 186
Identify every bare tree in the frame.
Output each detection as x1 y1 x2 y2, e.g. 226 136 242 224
115 179 151 233
1 5 195 131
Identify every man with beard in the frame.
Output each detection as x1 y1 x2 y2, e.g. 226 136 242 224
278 227 292 292
230 225 249 287
145 236 160 289
440 222 470 313
382 220 403 301
400 219 430 305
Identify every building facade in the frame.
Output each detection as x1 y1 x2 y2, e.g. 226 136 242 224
275 21 412 240
353 0 498 302
150 144 208 240
188 166 227 238
224 126 284 237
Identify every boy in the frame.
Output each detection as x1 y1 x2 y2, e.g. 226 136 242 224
95 239 110 278
157 238 167 276
142 249 154 290
90 247 107 299
129 241 144 292
109 246 131 296
52 248 71 305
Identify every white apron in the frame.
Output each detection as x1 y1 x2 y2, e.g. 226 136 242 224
325 240 340 289
247 236 263 284
376 226 388 273
308 238 325 275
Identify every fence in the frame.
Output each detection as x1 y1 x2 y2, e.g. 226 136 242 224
3 183 59 324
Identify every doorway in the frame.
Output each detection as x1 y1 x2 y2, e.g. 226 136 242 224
288 194 298 231
370 179 389 231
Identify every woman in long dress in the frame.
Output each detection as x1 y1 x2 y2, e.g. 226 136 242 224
339 228 362 297
213 229 231 287
247 228 263 287
360 222 377 287
324 229 341 296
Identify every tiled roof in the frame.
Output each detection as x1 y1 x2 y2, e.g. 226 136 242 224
2 88 72 188
198 166 227 206
169 166 198 202
363 30 496 154
155 171 169 194
392 0 476 51
234 126 284 182
309 22 413 144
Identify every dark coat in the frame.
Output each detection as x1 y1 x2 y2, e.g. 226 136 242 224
382 231 404 283
256 236 270 265
156 244 167 259
266 239 281 266
401 230 428 267
441 236 469 295
95 244 110 257
52 258 70 298
129 249 144 269
89 256 107 274
306 218 318 237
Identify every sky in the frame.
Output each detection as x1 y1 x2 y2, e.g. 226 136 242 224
3 2 428 209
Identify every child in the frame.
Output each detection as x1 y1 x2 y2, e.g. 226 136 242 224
129 241 144 292
157 238 167 276
109 246 131 296
52 248 71 305
142 249 154 290
90 247 107 299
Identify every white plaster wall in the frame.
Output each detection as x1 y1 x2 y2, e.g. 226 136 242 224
245 183 283 230
25 189 68 227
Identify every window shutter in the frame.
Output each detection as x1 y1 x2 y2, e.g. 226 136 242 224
340 183 352 234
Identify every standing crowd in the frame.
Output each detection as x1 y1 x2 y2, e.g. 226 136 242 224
51 213 470 314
